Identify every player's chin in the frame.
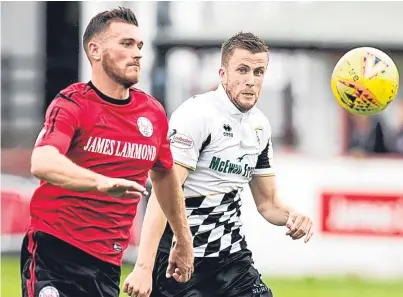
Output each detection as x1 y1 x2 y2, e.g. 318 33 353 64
239 98 257 111
125 67 140 76
124 74 139 86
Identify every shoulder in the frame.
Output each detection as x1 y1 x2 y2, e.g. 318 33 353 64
47 82 91 112
58 82 92 99
130 87 167 116
56 82 93 108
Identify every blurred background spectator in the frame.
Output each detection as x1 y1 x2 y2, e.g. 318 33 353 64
347 115 389 156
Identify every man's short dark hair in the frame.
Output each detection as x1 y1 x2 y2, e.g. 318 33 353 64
221 32 269 67
83 6 138 58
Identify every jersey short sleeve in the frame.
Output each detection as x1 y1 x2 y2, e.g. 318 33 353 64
252 123 275 176
152 116 174 172
168 100 210 171
35 95 82 155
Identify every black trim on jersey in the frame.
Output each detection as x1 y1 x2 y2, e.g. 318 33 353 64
48 107 60 135
199 133 211 154
45 92 80 136
87 81 131 105
45 106 57 136
57 92 81 107
82 83 92 95
256 140 271 169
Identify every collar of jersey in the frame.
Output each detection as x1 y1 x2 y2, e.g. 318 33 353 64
215 84 253 119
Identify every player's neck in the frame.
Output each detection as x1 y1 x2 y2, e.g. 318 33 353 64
91 71 130 100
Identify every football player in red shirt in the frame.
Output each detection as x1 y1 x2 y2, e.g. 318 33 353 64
20 7 193 297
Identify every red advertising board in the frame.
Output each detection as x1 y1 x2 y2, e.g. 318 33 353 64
1 190 31 235
321 192 403 237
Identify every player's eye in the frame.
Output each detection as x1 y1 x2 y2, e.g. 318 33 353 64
138 42 144 50
239 67 247 74
122 42 132 48
254 69 264 76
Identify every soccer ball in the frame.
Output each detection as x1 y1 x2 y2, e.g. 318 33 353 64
330 47 399 115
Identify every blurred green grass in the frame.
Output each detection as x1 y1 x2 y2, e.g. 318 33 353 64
2 255 403 297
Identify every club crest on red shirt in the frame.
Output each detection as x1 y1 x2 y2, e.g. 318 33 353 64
137 116 153 137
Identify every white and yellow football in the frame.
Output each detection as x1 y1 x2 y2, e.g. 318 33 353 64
331 47 399 115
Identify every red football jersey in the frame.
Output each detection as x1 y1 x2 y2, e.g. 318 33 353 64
29 82 173 266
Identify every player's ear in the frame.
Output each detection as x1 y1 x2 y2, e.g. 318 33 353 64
88 41 102 62
219 67 227 83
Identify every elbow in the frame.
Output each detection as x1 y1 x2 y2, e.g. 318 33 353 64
256 201 274 215
149 169 170 183
30 164 41 178
30 153 46 178
31 164 48 179
30 147 54 178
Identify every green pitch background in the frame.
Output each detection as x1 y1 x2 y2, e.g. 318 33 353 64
2 256 403 297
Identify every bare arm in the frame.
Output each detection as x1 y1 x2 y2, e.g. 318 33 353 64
134 190 167 272
31 97 104 192
31 146 146 197
249 175 293 226
31 145 103 191
135 164 190 271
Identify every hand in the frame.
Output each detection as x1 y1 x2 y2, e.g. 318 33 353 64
286 213 313 243
96 177 148 198
166 237 194 283
122 266 152 297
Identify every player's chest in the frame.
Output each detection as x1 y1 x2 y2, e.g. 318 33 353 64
83 107 159 139
73 107 162 162
203 119 264 178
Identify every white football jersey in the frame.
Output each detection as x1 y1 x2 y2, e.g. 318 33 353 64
160 84 275 257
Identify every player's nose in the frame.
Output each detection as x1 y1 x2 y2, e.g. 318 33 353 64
131 47 142 60
245 73 255 87
245 79 255 88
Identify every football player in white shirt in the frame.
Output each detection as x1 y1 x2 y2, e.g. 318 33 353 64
123 32 313 297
